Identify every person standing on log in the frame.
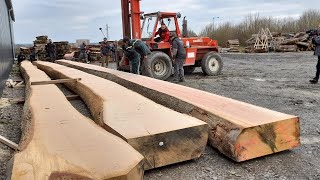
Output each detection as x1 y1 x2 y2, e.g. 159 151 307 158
170 33 186 82
46 39 56 62
309 26 320 84
100 38 111 68
17 49 26 65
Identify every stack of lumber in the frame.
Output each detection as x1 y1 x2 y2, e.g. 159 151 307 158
57 60 301 162
35 61 209 170
246 31 313 53
9 61 144 179
226 39 240 52
33 35 48 60
53 41 71 59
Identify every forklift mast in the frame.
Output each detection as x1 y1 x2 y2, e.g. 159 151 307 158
121 0 142 39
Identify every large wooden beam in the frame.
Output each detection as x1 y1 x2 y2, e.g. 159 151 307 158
9 61 144 180
56 60 301 162
34 61 209 170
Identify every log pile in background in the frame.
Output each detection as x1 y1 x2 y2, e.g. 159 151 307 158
53 41 71 59
245 31 313 53
226 39 240 52
33 35 48 60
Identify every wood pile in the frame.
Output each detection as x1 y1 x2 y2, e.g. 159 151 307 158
35 61 208 170
245 30 313 53
226 39 240 52
53 41 71 59
33 35 48 60
57 60 301 162
10 61 144 179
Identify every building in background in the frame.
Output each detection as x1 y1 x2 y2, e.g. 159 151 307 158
76 39 90 47
0 0 15 97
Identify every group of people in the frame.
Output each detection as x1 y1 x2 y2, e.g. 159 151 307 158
119 22 186 82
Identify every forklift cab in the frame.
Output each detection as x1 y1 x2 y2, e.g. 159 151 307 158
141 12 182 50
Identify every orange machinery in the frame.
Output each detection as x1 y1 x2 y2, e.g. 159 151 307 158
119 0 223 80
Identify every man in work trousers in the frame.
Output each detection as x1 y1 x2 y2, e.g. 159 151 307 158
120 38 140 74
123 37 151 74
310 32 320 84
46 39 56 62
100 38 111 67
79 42 87 63
170 33 186 82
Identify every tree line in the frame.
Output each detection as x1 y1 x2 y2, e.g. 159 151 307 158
195 9 320 47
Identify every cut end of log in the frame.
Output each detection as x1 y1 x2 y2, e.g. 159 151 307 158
234 117 300 162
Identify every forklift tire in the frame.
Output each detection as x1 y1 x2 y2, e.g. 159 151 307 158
143 51 173 80
183 66 196 74
201 52 223 76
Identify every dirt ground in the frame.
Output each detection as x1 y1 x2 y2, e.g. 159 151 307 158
1 52 320 179
145 52 320 179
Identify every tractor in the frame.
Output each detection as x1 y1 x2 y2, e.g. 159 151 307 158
118 0 223 80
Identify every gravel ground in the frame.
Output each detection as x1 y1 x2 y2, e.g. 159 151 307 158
1 52 320 179
0 64 23 180
145 52 320 179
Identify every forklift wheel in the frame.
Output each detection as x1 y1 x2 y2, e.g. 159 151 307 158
183 66 196 74
143 51 172 80
201 52 223 76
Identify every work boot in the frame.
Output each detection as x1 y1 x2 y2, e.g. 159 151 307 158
180 77 185 82
309 78 318 84
172 78 180 83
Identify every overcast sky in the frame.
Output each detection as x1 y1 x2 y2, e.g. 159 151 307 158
12 0 319 44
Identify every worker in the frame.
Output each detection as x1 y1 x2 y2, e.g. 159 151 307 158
309 25 320 84
170 33 186 82
30 47 36 62
123 37 151 73
79 42 87 63
120 39 141 75
46 39 56 62
17 50 26 65
100 38 111 67
155 22 170 42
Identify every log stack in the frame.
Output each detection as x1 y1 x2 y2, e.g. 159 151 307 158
35 61 209 170
246 31 313 53
226 39 240 52
33 36 48 60
53 41 71 59
56 60 301 162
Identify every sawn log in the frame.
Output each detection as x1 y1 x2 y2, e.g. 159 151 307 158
56 60 301 162
8 61 144 180
34 61 209 170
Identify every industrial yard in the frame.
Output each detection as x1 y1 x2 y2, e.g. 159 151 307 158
1 52 319 179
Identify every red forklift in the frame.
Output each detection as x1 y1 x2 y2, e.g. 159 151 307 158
118 0 223 80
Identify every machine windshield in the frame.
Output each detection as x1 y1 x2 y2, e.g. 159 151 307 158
141 16 176 40
141 15 157 40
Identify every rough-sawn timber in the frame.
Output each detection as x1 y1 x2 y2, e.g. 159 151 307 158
8 61 144 180
56 60 301 162
35 61 209 170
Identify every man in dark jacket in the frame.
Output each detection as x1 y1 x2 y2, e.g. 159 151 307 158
30 47 36 62
170 33 186 82
100 38 111 67
17 50 26 65
310 32 320 84
123 37 151 74
155 23 170 42
121 38 141 74
46 39 56 62
79 42 87 63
